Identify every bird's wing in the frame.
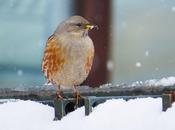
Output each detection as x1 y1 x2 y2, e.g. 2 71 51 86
42 34 66 83
85 47 94 74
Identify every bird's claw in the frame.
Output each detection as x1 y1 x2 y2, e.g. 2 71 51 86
74 91 84 107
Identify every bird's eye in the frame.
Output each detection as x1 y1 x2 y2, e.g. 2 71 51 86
76 23 82 27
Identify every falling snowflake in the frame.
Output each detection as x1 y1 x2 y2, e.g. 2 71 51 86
171 6 175 12
107 60 114 71
17 69 23 76
136 62 142 68
155 68 159 71
145 51 149 56
121 21 127 28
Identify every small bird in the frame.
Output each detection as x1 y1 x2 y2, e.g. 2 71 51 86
42 15 97 101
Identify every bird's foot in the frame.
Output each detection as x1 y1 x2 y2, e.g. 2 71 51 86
73 91 84 107
56 95 63 100
56 91 63 100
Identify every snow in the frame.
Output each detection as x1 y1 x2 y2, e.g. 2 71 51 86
106 60 114 71
131 81 144 86
17 69 23 76
131 76 175 87
44 82 53 86
1 76 175 130
135 62 142 67
155 67 159 71
145 50 149 56
99 83 113 88
171 6 175 12
145 76 175 86
0 98 175 130
0 100 54 130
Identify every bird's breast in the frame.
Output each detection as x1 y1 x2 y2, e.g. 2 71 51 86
54 36 94 86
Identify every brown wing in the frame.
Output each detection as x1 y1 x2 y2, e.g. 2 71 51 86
42 34 66 83
85 48 94 74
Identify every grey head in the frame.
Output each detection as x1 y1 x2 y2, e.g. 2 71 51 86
55 15 97 37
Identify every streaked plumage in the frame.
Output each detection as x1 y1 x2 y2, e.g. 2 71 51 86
42 15 96 99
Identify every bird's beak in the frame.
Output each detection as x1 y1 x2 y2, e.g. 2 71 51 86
84 24 98 30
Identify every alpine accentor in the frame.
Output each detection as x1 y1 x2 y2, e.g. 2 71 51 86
42 15 97 101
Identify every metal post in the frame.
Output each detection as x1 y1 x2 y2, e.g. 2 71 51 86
84 97 93 116
53 99 65 120
162 93 173 111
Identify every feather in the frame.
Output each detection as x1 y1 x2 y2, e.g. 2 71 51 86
42 35 66 83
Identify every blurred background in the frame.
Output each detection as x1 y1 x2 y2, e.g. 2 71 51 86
0 0 175 88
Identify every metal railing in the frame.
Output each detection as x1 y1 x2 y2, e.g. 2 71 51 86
0 84 175 120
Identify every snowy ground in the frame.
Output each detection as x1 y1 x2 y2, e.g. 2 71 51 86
131 76 175 87
1 76 175 130
0 98 175 130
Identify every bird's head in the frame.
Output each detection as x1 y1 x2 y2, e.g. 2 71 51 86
55 15 98 37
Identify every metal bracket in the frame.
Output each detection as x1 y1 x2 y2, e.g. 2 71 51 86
53 98 84 120
54 92 175 120
84 95 161 116
162 93 173 111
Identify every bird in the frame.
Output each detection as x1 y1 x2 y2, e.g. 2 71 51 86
42 15 97 102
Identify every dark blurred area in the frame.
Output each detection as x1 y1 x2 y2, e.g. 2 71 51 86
1 0 175 88
75 0 110 87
